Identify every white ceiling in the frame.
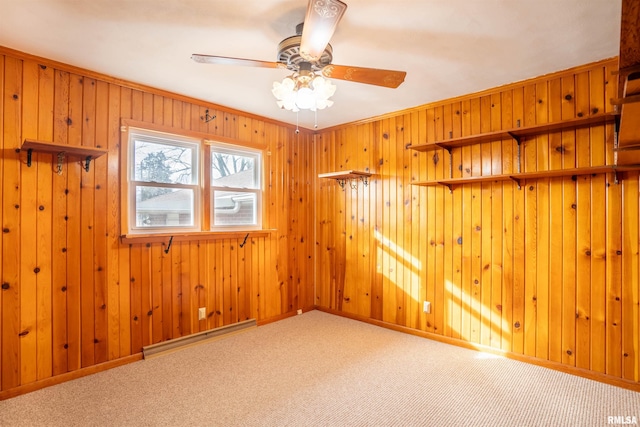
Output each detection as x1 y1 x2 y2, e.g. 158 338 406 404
0 0 622 130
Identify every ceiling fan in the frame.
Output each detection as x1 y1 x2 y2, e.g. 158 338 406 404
191 0 407 113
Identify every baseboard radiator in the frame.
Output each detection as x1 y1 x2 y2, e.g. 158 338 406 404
142 319 257 359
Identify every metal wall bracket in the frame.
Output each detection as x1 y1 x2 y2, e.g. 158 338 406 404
444 147 453 179
84 156 93 172
56 152 65 175
164 236 174 254
26 150 91 175
507 132 523 174
613 114 620 167
338 177 369 190
200 109 216 123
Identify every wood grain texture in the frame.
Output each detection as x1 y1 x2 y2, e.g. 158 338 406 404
0 51 314 395
1 48 638 397
315 57 640 388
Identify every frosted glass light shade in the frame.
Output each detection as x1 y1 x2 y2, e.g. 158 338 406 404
272 73 336 112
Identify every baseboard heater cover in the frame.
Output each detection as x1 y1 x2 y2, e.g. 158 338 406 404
142 318 257 359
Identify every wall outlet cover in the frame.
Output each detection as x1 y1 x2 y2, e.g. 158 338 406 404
423 301 431 314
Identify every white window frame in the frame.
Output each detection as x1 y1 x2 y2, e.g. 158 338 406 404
209 142 262 231
127 127 201 234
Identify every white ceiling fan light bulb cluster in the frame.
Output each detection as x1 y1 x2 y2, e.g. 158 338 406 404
272 73 336 112
312 75 336 109
272 76 298 111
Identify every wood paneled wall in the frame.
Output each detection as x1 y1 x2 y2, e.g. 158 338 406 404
0 48 314 395
315 57 640 386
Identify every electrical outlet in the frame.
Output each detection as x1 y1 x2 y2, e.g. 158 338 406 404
198 307 206 320
423 301 431 314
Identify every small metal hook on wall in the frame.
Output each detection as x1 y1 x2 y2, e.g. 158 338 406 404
200 109 216 123
164 236 174 254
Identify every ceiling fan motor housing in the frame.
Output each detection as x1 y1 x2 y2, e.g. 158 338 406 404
276 33 333 72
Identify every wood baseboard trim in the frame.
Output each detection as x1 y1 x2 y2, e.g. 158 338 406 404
316 306 640 394
256 306 315 326
0 354 143 401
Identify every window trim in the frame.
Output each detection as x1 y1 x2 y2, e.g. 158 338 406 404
120 119 268 241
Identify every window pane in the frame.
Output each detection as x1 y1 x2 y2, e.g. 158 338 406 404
211 152 258 189
213 191 257 226
134 140 194 184
136 186 194 227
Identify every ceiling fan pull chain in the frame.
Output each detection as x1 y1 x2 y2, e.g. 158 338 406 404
295 111 300 134
314 109 318 129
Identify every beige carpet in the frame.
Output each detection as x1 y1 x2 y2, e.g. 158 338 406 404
0 310 638 426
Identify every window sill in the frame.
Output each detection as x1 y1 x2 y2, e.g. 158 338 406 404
120 229 277 245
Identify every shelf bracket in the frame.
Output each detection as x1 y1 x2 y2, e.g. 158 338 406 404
508 133 523 174
26 149 33 167
350 179 358 190
56 152 65 175
613 114 620 166
83 156 93 172
360 176 369 187
509 176 522 190
435 144 453 179
441 182 453 193
337 179 346 189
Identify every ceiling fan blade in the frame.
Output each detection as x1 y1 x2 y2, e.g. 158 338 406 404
191 54 286 69
321 64 407 88
300 0 347 62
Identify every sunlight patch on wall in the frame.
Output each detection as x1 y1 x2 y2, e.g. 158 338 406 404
374 230 422 270
375 229 422 306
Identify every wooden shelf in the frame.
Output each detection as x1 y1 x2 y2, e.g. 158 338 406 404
22 139 108 158
318 170 372 180
121 229 277 245
409 113 618 153
22 139 108 173
318 170 372 189
412 165 640 191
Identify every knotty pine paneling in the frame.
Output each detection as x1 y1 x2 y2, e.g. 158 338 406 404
0 49 314 395
315 57 640 386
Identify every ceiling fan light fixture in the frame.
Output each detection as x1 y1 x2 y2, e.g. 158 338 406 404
296 86 316 110
272 71 336 112
272 79 299 112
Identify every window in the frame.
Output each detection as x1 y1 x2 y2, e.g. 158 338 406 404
123 123 264 236
128 128 200 233
210 143 262 230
